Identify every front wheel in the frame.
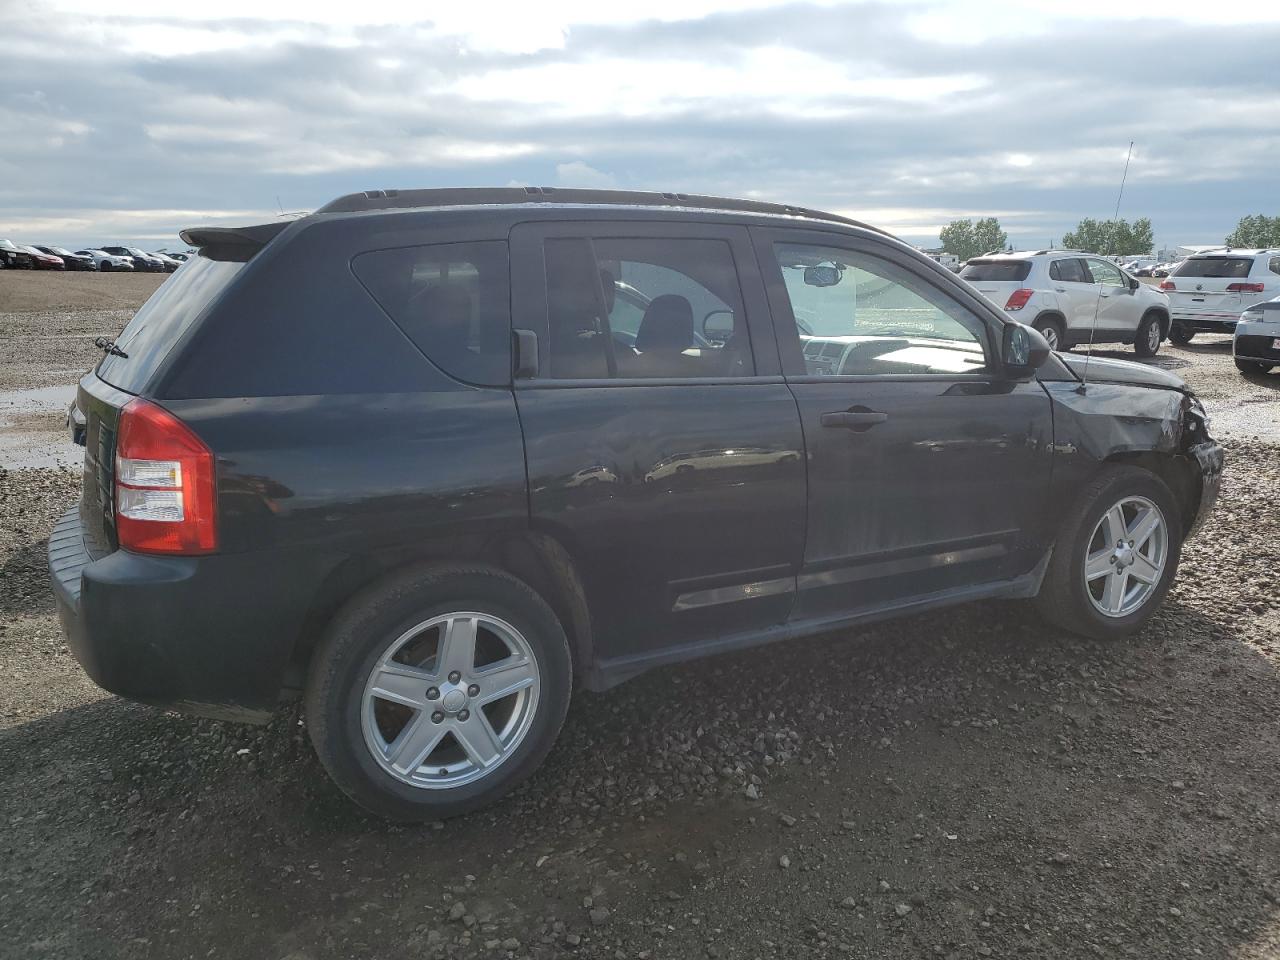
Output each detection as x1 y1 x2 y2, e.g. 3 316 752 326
1036 466 1182 640
1235 358 1274 375
1168 324 1194 345
305 566 573 821
1133 313 1162 358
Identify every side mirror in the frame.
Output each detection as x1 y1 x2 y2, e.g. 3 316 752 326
1003 322 1051 377
702 309 735 343
1128 276 1140 291
803 264 842 287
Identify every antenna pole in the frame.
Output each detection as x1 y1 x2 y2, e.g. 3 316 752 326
1079 140 1135 394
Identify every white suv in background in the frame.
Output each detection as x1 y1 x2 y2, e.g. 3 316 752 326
959 251 1172 357
1160 249 1280 344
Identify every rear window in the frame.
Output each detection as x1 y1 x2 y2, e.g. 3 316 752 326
959 260 1031 282
96 256 244 393
352 241 510 387
1173 257 1254 279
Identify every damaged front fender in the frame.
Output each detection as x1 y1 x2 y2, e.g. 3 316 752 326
1043 381 1223 539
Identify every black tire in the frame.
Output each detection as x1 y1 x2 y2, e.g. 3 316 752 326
305 565 573 821
1035 465 1182 641
1168 324 1194 345
1235 358 1274 374
1032 315 1066 352
1133 312 1162 358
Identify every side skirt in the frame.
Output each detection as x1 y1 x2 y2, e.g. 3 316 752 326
584 549 1053 691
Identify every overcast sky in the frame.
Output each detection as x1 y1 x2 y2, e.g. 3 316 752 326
2 0 1277 251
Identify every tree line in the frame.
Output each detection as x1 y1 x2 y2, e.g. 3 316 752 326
937 213 1278 261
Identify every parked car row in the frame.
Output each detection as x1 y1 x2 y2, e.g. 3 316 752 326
0 239 190 272
958 247 1280 375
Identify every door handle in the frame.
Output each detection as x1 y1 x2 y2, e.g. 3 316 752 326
1054 287 1066 293
821 410 888 431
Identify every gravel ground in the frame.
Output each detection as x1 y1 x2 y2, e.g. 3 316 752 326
1 289 1278 960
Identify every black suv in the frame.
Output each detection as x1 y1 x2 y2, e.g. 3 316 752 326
50 188 1223 820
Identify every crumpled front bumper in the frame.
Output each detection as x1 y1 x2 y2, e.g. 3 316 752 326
1185 439 1224 540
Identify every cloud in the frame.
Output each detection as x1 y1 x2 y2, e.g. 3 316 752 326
1 2 1278 249
555 161 616 188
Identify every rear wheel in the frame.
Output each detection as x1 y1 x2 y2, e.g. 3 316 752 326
1168 324 1194 345
1235 358 1274 374
306 566 573 821
1033 316 1066 351
1036 466 1181 640
1133 312 1162 358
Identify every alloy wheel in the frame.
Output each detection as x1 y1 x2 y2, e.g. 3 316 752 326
1083 496 1167 618
360 612 540 789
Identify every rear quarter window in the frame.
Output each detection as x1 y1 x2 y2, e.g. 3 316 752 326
352 241 510 386
959 261 1031 282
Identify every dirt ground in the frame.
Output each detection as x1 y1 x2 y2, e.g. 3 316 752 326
0 271 166 314
1 278 1278 960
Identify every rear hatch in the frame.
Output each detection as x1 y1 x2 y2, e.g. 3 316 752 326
75 225 285 555
958 259 1033 310
1163 256 1258 319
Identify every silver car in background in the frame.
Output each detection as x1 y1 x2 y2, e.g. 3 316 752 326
1233 296 1280 375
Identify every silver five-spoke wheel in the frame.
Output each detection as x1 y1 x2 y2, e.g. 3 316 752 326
361 612 540 789
1083 495 1167 618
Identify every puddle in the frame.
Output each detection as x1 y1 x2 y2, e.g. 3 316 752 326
0 384 80 469
0 383 77 414
0 432 81 470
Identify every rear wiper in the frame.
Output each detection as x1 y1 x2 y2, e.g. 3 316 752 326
94 336 128 359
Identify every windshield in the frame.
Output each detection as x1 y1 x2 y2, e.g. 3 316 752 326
96 255 246 393
959 260 1031 282
126 247 148 257
1173 257 1254 279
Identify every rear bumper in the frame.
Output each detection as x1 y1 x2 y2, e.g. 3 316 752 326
49 505 334 724
1170 311 1239 333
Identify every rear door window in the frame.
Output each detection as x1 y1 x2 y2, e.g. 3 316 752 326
96 256 245 393
541 236 754 380
1049 258 1090 283
352 241 511 386
959 261 1031 282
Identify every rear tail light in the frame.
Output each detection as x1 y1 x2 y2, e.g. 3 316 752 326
114 398 217 554
1159 280 1176 291
1226 282 1265 293
1004 288 1034 311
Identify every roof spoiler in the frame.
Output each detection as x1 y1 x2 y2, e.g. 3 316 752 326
179 222 292 261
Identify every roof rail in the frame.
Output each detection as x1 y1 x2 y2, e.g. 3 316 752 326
313 187 890 236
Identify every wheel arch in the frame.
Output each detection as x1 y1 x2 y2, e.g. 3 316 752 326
1143 306 1171 337
281 531 596 695
1100 450 1201 538
1031 310 1067 344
